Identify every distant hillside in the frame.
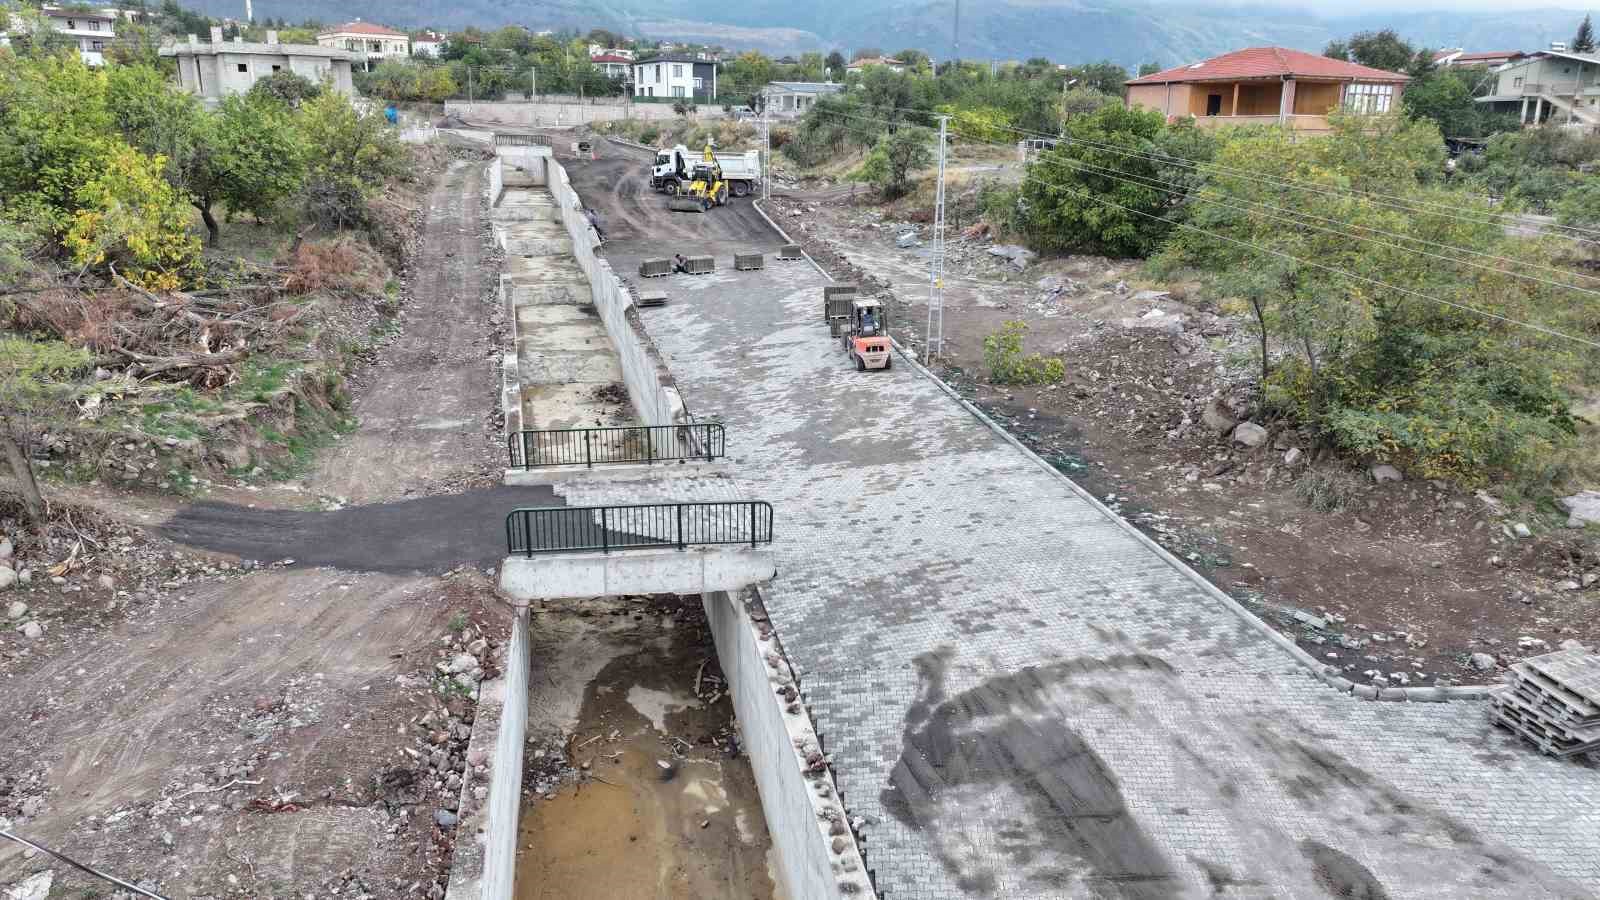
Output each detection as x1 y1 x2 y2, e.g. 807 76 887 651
188 0 1594 66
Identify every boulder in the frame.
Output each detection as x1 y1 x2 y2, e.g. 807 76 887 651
1119 308 1184 335
18 621 43 639
1512 522 1532 539
0 536 12 560
1560 490 1600 528
1283 447 1304 467
986 244 1036 269
446 652 478 675
0 567 15 592
1370 464 1403 484
4 871 52 900
895 231 918 249
1231 422 1269 448
1469 652 1497 672
1129 289 1171 303
1201 398 1236 435
6 600 27 620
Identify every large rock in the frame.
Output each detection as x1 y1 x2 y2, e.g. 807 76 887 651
1469 652 1497 672
895 231 918 249
1231 422 1268 448
1283 447 1304 467
1201 398 1237 435
17 621 43 639
446 652 478 675
986 244 1037 269
6 600 26 620
0 536 12 560
1370 464 1403 484
4 871 53 900
0 567 15 592
1130 289 1171 303
1560 490 1600 528
1119 308 1184 335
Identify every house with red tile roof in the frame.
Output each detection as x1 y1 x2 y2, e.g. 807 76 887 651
316 20 409 71
1433 48 1527 68
1125 46 1410 134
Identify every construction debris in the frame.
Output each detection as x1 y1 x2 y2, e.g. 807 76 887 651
1489 648 1600 757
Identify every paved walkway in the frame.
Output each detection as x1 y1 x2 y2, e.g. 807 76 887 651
603 242 1600 899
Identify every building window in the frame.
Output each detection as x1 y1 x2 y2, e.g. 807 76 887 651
672 64 683 78
237 63 248 72
1343 82 1393 114
1514 76 1524 88
655 64 661 82
272 64 281 72
693 76 703 89
89 20 100 31
65 18 75 28
672 85 686 97
91 40 103 50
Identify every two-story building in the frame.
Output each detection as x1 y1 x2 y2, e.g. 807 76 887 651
1432 48 1527 68
412 30 447 58
316 20 409 72
0 5 122 65
591 53 632 79
761 81 844 118
162 27 356 101
1476 47 1600 129
846 56 905 74
631 55 717 102
1125 46 1409 135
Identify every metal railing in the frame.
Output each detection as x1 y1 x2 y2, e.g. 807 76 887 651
507 424 725 468
506 501 774 556
495 132 553 147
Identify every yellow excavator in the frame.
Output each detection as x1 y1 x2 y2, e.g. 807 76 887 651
668 141 729 213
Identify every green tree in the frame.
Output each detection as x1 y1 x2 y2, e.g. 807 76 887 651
1341 29 1416 72
296 90 405 229
0 54 116 233
65 142 200 289
1403 66 1515 138
1020 104 1195 256
1574 14 1596 53
247 70 322 108
825 50 845 77
1137 62 1162 77
0 337 90 525
1062 87 1117 118
863 127 932 199
1324 40 1350 62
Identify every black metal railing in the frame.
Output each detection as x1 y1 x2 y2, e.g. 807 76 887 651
507 424 725 469
506 502 774 556
495 132 552 147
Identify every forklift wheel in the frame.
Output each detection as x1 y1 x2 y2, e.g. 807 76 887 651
856 356 866 372
885 356 892 370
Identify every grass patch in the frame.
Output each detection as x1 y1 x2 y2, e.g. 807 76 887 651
1293 466 1366 513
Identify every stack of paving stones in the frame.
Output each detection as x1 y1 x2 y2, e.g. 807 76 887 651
1489 648 1600 757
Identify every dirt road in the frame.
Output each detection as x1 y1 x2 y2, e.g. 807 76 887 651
0 158 511 899
308 159 504 505
574 142 777 251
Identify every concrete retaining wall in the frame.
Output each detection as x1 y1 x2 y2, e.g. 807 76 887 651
545 157 689 449
703 589 870 899
446 100 727 126
487 156 503 206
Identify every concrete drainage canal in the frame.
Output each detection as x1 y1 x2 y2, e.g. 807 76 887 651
514 593 778 899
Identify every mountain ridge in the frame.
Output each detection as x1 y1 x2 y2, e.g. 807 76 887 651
187 0 1594 67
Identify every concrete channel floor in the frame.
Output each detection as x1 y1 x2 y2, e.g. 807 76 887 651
581 208 1600 896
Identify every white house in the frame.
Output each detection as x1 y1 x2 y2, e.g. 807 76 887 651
162 27 356 101
316 20 409 71
412 29 446 58
0 5 123 65
761 81 844 118
632 55 717 102
591 53 632 79
588 43 633 60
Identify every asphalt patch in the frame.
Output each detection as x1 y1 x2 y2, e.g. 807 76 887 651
1300 840 1392 900
161 485 564 574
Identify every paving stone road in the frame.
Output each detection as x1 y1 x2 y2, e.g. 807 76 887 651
577 167 1600 897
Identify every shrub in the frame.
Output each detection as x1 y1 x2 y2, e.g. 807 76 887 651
1293 466 1366 512
64 143 200 290
983 320 1064 385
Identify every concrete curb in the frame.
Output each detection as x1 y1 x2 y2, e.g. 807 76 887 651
749 199 1495 703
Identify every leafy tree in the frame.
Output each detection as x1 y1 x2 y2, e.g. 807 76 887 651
1159 113 1584 481
247 70 322 108
852 47 884 62
64 142 200 289
1137 62 1161 77
1574 14 1596 54
896 49 931 73
1324 40 1350 62
860 127 932 199
0 337 90 525
1060 61 1130 95
1062 87 1117 118
1403 66 1516 138
0 54 116 233
211 95 306 225
1020 104 1203 256
296 90 404 229
825 50 845 77
1340 29 1416 73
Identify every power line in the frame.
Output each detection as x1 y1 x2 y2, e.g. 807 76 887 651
809 103 1600 295
0 829 171 900
820 101 1600 241
805 105 1600 351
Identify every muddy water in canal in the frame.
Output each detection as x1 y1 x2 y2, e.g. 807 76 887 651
514 595 779 900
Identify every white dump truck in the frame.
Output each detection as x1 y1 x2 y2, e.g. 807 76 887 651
651 145 762 197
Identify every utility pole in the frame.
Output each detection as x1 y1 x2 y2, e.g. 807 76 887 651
761 100 771 201
926 115 949 361
952 0 960 67
468 65 474 104
530 67 536 100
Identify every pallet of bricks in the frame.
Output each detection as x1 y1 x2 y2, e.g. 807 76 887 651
1488 647 1600 757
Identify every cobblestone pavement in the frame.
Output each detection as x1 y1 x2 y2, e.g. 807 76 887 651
593 237 1600 900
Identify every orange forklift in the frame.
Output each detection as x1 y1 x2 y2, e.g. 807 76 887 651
841 298 891 371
